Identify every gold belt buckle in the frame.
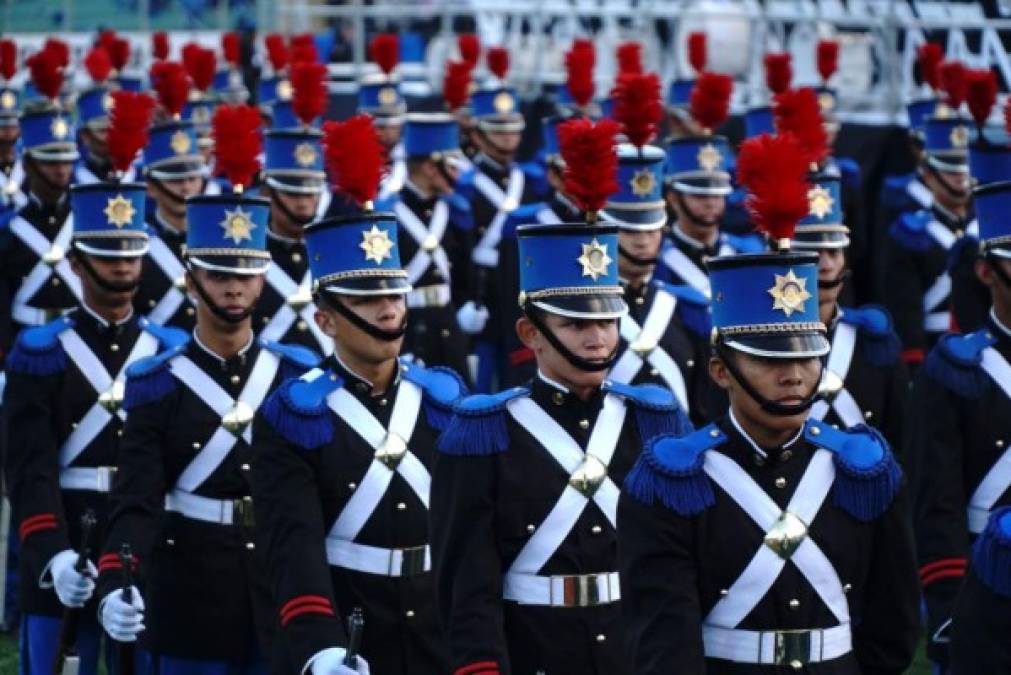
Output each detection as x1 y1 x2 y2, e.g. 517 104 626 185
773 630 813 668
396 545 427 576
232 496 255 527
556 574 603 607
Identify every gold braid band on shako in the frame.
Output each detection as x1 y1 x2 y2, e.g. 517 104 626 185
73 231 149 240
794 224 850 233
716 321 827 337
520 285 625 304
984 234 1011 249
314 268 409 288
184 248 272 259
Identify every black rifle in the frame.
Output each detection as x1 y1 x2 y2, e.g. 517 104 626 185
117 544 136 675
343 608 364 667
53 510 97 675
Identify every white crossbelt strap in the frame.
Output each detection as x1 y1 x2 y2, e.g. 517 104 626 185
57 329 160 467
703 449 849 628
504 395 626 580
146 237 189 325
378 159 406 201
169 350 280 492
908 179 932 209
472 167 524 267
260 265 332 352
315 189 332 221
536 207 561 225
967 347 1011 533
810 323 863 428
717 236 739 257
610 289 689 413
395 200 452 284
661 245 711 298
10 215 83 325
326 380 427 542
921 221 956 328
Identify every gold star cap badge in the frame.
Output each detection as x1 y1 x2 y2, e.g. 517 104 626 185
104 194 136 228
807 185 835 220
950 124 969 149
51 117 69 140
493 91 515 113
378 86 398 107
294 142 318 168
1 91 14 110
630 169 657 197
276 79 293 101
220 207 255 244
360 225 395 265
577 239 613 282
170 130 193 156
697 143 723 172
768 269 812 317
102 93 115 113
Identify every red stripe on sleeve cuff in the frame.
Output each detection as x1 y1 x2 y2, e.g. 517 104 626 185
279 595 335 627
455 661 501 675
18 514 57 541
919 558 967 586
901 348 925 365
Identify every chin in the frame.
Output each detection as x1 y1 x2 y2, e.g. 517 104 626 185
566 364 608 389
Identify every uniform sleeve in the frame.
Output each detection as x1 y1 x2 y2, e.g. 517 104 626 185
251 414 345 674
430 452 508 674
950 570 1011 674
616 491 705 673
884 242 927 364
0 231 15 360
880 362 910 460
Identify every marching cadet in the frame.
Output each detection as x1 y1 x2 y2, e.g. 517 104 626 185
0 39 24 213
359 34 407 204
432 119 689 675
379 112 480 377
885 114 973 368
95 122 320 673
791 174 907 450
4 179 184 674
618 132 920 674
907 179 1011 672
75 49 136 186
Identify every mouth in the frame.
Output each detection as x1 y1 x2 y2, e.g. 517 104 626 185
777 395 805 405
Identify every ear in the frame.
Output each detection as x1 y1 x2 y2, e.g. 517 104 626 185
314 305 339 338
708 354 733 391
184 269 197 296
975 257 995 288
516 315 540 350
68 253 82 277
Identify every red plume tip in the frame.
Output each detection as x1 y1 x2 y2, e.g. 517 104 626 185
183 43 216 93
557 118 620 215
611 72 662 148
764 53 792 95
965 68 998 129
565 40 596 108
84 47 113 84
443 60 472 112
369 33 399 76
458 34 480 70
43 38 70 68
222 32 241 67
322 115 387 207
27 48 63 101
265 34 289 72
212 105 263 190
487 47 509 81
817 40 839 83
940 60 967 109
736 132 811 243
290 61 328 126
690 71 733 133
150 61 189 117
107 91 155 175
616 42 643 75
289 34 318 65
109 37 131 72
687 32 707 74
0 39 16 81
153 32 170 62
772 87 829 167
917 43 944 91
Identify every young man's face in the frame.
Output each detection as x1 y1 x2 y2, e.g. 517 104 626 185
976 255 1011 312
70 253 143 302
187 267 264 327
271 189 320 227
710 351 822 432
81 126 110 162
817 248 846 309
669 192 725 228
316 294 407 364
518 312 619 390
30 158 74 192
376 124 402 150
924 166 970 210
618 229 663 279
150 174 203 219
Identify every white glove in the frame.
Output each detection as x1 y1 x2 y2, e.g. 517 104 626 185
45 549 97 608
307 647 371 675
456 301 489 335
99 587 145 642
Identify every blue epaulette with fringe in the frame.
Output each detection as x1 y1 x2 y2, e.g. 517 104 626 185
261 340 321 379
437 386 530 457
888 210 934 252
804 420 902 522
839 305 901 367
444 191 474 231
401 361 468 431
122 343 187 410
624 424 723 516
519 161 548 199
923 328 997 398
971 506 1011 598
603 379 692 442
880 173 914 211
657 281 712 339
723 231 767 254
502 203 545 240
5 315 74 376
259 367 343 450
139 318 189 350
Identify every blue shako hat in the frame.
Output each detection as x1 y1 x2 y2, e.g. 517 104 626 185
973 180 1011 259
541 115 566 165
666 79 695 114
20 108 79 161
214 68 249 104
259 75 292 111
471 84 524 133
306 212 411 296
184 194 271 275
0 87 20 127
666 135 733 196
182 97 215 148
357 73 405 128
76 86 114 129
601 144 667 231
791 174 849 250
144 120 205 180
708 251 830 358
517 223 627 319
264 129 325 194
268 98 318 131
744 106 774 139
907 98 937 142
924 115 971 173
402 112 462 160
70 182 149 257
969 142 1011 187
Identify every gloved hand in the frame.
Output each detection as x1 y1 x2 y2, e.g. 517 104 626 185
46 549 97 608
307 648 370 675
99 587 145 642
456 301 489 335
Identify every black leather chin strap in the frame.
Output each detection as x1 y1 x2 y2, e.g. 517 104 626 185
476 129 515 164
269 186 316 227
523 306 619 373
319 292 407 342
618 244 658 267
985 252 1011 288
715 342 823 417
25 155 70 195
675 192 721 228
818 269 851 290
71 250 141 293
925 163 969 201
187 269 256 324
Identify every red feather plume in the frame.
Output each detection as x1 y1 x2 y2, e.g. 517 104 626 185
940 60 967 109
27 48 63 101
108 37 131 72
557 117 620 215
212 105 263 190
0 40 15 81
736 132 811 242
616 42 643 75
290 61 328 125
150 61 189 117
965 68 998 129
611 72 662 148
487 47 509 80
565 40 596 108
153 32 169 61
458 34 480 70
265 34 289 72
917 43 943 91
772 87 828 167
84 47 112 84
107 91 155 174
369 33 399 75
222 32 241 67
443 60 472 111
289 36 318 65
690 71 733 132
321 115 387 207
764 53 792 94
183 44 215 93
687 32 707 74
817 39 839 83
43 38 69 68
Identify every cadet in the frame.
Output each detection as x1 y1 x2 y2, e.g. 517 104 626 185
95 190 319 674
907 179 1011 671
618 133 920 673
357 37 407 203
4 180 183 675
75 57 134 185
432 146 689 672
0 51 24 213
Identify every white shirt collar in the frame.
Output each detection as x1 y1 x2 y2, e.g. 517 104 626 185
728 407 803 460
991 308 1011 340
193 328 254 363
671 225 720 251
404 177 432 201
537 369 570 394
155 211 184 237
80 302 134 329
